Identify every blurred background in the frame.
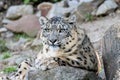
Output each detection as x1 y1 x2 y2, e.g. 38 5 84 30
0 0 120 79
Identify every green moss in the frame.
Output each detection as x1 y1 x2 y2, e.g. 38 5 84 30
3 66 16 73
2 52 11 59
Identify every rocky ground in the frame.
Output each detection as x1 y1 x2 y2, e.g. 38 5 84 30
0 0 120 80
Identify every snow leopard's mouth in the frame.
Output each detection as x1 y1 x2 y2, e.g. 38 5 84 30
49 44 61 48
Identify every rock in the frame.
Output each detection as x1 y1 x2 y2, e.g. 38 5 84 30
65 0 81 8
93 0 118 16
102 22 120 80
2 18 14 24
115 0 120 5
0 12 5 26
4 15 41 37
75 14 120 55
115 0 120 2
0 1 4 11
0 1 3 7
15 55 30 65
72 0 108 22
116 8 120 13
67 0 93 7
0 27 7 33
28 66 102 80
5 38 28 51
38 0 75 18
37 2 53 17
64 0 94 18
38 0 93 18
18 50 38 64
47 0 106 19
50 1 73 17
6 5 33 19
72 2 96 22
1 31 14 38
1 55 20 66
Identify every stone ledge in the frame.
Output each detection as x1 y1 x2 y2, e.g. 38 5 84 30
28 66 102 80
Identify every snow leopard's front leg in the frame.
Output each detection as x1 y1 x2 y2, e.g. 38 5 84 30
12 59 32 80
34 50 60 71
35 57 60 70
0 59 33 80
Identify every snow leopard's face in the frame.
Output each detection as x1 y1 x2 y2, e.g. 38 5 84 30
39 16 77 49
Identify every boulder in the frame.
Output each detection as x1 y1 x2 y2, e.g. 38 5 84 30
37 2 53 17
102 22 120 80
93 0 118 16
4 15 41 37
72 2 96 22
72 0 118 19
28 66 102 80
1 31 14 38
37 0 81 19
6 5 33 19
5 38 28 51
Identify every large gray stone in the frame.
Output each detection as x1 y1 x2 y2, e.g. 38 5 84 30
4 15 41 37
72 1 96 22
93 0 118 16
102 21 120 80
28 66 102 80
5 38 28 51
6 5 33 19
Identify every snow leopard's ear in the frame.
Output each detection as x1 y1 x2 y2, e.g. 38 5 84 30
39 16 48 26
68 15 76 24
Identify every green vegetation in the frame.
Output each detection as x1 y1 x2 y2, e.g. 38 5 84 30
14 33 31 40
2 52 11 59
3 66 16 73
15 33 29 39
23 0 38 4
85 13 94 21
24 0 30 4
23 0 62 4
0 40 8 52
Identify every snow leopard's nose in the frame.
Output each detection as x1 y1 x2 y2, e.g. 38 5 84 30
49 39 57 44
49 32 58 44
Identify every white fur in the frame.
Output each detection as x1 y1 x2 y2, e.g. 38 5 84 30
46 46 60 57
